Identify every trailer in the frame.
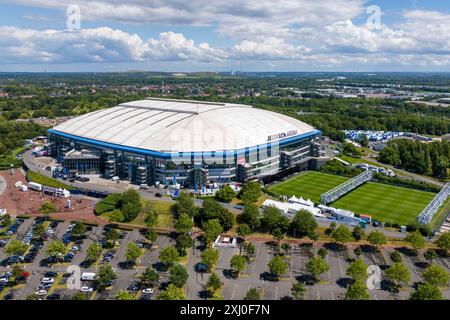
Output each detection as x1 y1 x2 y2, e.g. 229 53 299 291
27 182 43 192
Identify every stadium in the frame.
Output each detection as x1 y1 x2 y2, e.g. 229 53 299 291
47 98 322 188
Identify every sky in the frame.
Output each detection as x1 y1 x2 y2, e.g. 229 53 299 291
0 0 449 72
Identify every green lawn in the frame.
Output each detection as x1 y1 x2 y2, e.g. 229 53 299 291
333 182 436 226
26 171 75 190
268 171 349 203
130 199 175 229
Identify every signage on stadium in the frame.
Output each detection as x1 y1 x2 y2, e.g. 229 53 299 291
267 130 298 141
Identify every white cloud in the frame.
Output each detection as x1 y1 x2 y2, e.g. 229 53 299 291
0 27 228 63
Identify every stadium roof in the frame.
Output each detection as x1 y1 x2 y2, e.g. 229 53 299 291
51 98 317 153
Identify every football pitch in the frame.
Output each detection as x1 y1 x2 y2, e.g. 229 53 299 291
333 182 436 225
268 171 349 203
268 171 436 225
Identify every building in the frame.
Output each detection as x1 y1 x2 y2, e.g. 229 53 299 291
48 98 321 188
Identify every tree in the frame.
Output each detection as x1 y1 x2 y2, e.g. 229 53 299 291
244 288 261 300
331 225 354 245
201 248 219 271
422 264 449 287
176 234 193 256
240 203 260 231
318 248 328 259
346 259 368 282
367 230 387 250
116 290 136 300
424 249 437 265
435 232 450 254
157 284 185 300
118 189 142 221
290 210 318 238
72 292 87 300
159 246 180 267
230 255 247 276
238 181 261 203
145 228 158 243
105 228 120 244
33 223 45 238
96 264 117 288
343 142 361 158
352 225 365 242
271 228 284 244
109 209 125 223
1 214 11 228
236 224 251 240
71 221 87 238
410 282 443 300
26 294 40 300
268 255 288 280
244 242 255 258
125 242 142 263
201 199 235 231
261 206 289 233
386 262 410 289
354 247 362 257
345 280 370 300
143 207 158 228
140 267 160 287
390 250 402 263
175 213 193 234
203 219 223 246
214 185 235 203
281 242 291 255
39 201 56 214
86 242 102 261
46 240 68 259
169 264 188 288
205 272 223 296
174 192 198 218
306 256 329 281
359 134 369 148
291 282 306 300
405 231 425 251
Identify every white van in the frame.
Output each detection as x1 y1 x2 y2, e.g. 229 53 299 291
81 272 96 281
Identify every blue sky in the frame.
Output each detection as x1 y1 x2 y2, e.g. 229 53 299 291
0 0 449 72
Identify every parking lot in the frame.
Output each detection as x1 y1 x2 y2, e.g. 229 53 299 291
0 215 449 300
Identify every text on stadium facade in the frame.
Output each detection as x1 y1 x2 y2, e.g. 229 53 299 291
267 130 298 141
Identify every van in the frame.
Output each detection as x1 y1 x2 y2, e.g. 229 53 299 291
140 184 149 190
81 272 96 281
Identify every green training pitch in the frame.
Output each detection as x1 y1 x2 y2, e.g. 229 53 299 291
333 182 436 225
268 171 349 203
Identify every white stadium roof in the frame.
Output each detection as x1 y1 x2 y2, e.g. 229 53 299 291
51 98 317 153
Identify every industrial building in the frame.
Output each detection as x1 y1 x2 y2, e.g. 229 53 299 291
48 98 321 188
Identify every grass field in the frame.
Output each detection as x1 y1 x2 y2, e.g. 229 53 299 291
26 171 75 190
268 171 349 203
333 182 436 225
130 199 175 229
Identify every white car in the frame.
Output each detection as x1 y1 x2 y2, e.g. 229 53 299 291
47 229 54 234
41 277 55 284
70 245 80 251
80 286 93 293
0 277 9 283
35 290 47 296
142 288 154 294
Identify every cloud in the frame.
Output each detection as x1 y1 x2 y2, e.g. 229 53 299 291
0 27 227 63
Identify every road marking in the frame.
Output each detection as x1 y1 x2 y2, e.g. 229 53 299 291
230 283 237 300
